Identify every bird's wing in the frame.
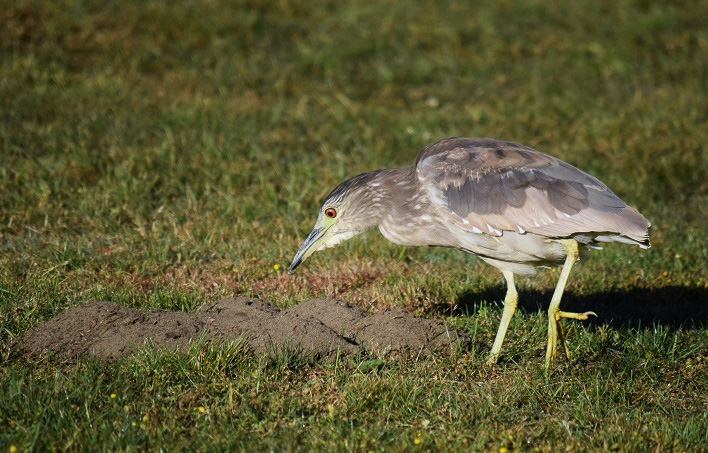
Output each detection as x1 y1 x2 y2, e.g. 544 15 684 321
415 138 650 245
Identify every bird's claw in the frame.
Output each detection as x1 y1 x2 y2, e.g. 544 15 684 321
557 310 597 321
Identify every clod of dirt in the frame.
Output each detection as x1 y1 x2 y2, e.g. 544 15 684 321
18 301 203 362
283 299 463 356
200 298 359 358
19 298 470 362
350 309 464 357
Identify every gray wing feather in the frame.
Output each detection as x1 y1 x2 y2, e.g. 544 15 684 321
415 138 650 246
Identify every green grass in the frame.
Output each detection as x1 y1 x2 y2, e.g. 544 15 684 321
1 0 707 450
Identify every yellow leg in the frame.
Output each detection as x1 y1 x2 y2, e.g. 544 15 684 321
545 239 596 370
487 270 518 365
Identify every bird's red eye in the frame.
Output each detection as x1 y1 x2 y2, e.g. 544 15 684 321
325 208 337 218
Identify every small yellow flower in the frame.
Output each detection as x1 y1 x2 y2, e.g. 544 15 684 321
9 446 18 453
198 406 206 413
273 264 280 270
131 421 137 427
674 254 681 259
142 415 149 422
110 393 117 399
499 448 508 453
414 437 422 445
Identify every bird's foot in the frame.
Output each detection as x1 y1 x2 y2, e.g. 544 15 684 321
545 311 597 370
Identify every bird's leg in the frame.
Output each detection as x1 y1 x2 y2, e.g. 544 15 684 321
486 270 518 365
545 239 596 370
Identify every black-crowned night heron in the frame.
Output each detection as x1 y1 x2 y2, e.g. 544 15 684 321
289 138 650 368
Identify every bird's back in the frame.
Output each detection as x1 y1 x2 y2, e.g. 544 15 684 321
414 137 651 249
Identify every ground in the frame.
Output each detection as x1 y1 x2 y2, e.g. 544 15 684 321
1 0 707 451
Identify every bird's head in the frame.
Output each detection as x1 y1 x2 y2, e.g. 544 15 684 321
288 171 385 273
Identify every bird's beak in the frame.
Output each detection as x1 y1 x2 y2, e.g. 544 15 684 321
288 226 329 273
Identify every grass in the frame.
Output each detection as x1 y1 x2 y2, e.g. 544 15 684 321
1 0 706 450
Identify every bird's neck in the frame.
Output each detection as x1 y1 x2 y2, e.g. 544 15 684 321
368 166 452 247
367 166 425 231
368 166 418 210
341 167 423 240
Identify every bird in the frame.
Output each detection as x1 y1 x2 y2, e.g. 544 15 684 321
288 137 650 368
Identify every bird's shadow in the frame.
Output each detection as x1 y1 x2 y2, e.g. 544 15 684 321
433 285 707 330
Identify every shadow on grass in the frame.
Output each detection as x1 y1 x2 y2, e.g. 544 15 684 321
436 285 708 330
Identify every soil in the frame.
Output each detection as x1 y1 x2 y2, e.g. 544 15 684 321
19 298 470 362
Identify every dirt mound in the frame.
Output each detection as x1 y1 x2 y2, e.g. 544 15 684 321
19 298 470 362
200 298 360 358
19 301 203 362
